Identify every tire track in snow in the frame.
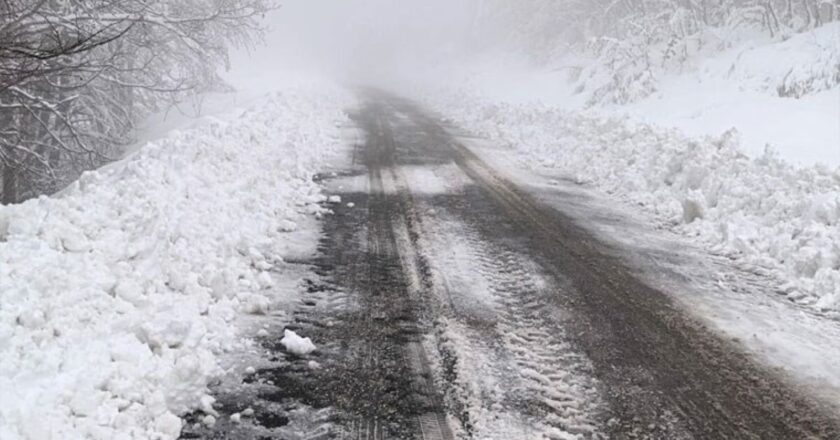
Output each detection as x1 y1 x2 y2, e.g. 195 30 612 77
382 112 607 438
416 196 606 439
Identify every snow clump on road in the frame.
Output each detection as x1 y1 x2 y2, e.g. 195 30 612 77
280 329 317 355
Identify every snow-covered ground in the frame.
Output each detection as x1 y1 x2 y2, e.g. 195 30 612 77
608 22 840 167
444 22 840 168
0 85 352 440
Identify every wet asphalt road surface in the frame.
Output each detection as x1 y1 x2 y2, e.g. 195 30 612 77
183 92 840 439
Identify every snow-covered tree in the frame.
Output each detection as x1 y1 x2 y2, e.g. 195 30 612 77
0 0 274 203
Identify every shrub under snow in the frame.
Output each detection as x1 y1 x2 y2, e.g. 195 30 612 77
432 93 840 313
726 22 840 98
0 88 350 440
566 22 840 106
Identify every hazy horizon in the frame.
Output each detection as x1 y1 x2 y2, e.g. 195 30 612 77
226 0 500 90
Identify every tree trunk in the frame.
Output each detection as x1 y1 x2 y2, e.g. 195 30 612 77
803 0 813 29
813 0 823 26
1 163 16 205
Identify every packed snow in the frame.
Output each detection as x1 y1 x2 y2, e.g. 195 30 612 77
0 86 351 440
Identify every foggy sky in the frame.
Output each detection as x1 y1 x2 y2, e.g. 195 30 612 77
227 0 494 88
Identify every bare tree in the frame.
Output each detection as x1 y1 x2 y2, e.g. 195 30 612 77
0 0 274 204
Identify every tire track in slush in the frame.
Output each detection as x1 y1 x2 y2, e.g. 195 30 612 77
348 104 454 440
379 109 608 438
188 101 456 440
414 200 607 439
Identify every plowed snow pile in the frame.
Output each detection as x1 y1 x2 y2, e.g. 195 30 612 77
0 87 351 439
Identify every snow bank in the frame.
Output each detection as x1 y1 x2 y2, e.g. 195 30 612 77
430 91 840 314
0 86 351 439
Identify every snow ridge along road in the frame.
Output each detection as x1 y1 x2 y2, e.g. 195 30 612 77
0 88 353 440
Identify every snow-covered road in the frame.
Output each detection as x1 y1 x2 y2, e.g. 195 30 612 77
5 86 838 440
192 91 840 440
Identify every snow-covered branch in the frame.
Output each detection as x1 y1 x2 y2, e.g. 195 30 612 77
0 0 276 203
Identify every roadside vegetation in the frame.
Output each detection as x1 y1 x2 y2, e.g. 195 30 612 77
0 0 274 203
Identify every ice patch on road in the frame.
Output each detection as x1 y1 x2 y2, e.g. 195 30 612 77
396 164 467 195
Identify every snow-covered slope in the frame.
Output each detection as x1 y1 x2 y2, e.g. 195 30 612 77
0 86 352 440
444 22 840 167
613 22 840 167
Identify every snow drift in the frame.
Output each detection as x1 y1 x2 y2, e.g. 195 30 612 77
0 87 351 440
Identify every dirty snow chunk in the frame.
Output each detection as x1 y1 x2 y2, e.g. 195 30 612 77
328 195 342 203
280 329 317 355
230 413 242 424
346 202 355 208
242 407 255 417
202 415 216 427
245 366 256 375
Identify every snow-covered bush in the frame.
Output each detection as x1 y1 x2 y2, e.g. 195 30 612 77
773 23 840 97
0 0 275 203
582 37 658 105
483 0 840 105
